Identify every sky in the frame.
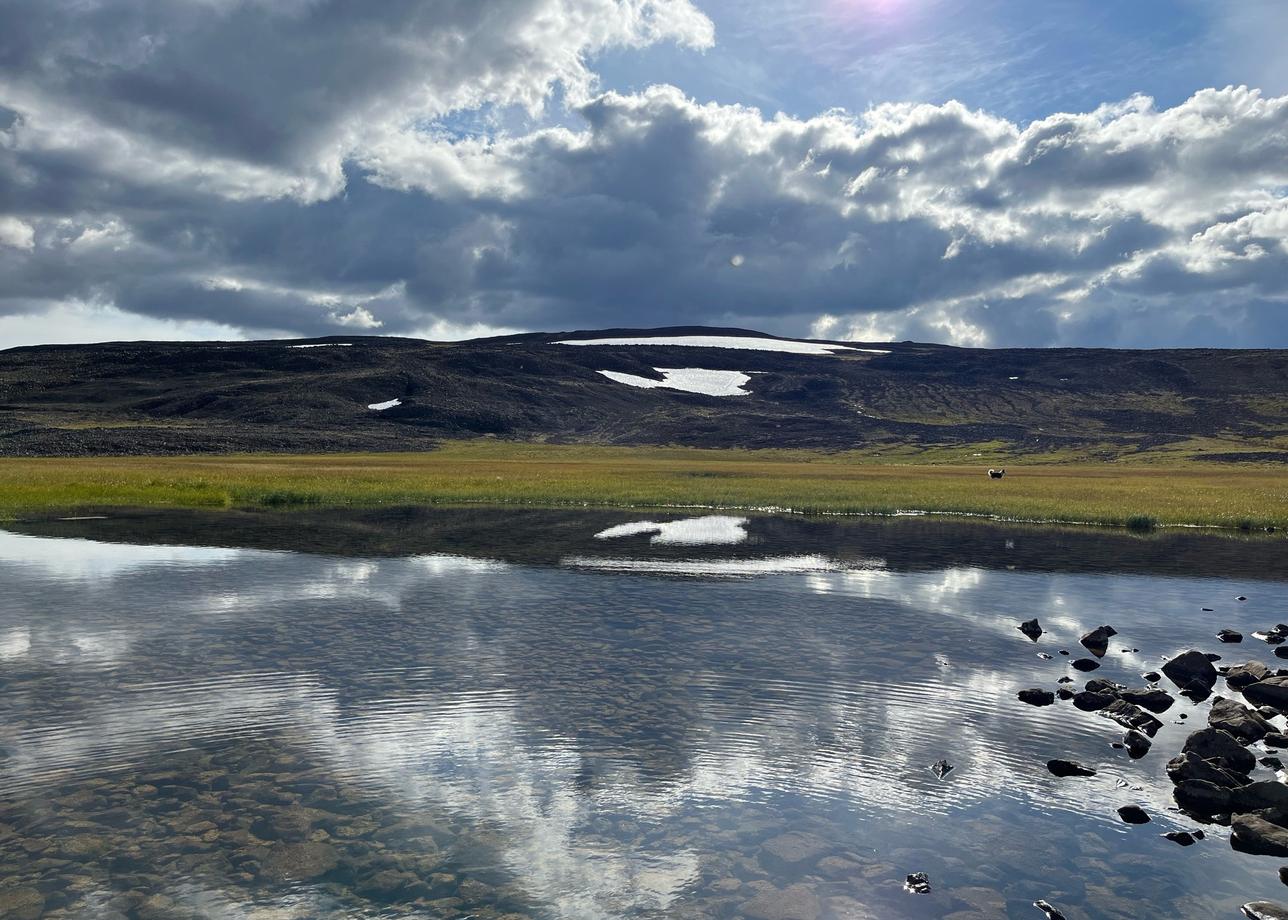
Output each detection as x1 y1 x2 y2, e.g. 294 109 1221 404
1 0 1287 349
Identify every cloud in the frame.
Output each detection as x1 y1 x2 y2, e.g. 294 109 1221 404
0 0 1285 347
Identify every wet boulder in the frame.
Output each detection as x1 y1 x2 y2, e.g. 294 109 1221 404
1233 782 1288 812
1182 728 1257 774
1227 661 1273 691
1117 805 1150 824
1080 625 1118 658
1018 688 1056 707
1163 830 1200 846
1100 699 1164 737
1210 697 1276 742
1267 733 1288 749
1071 658 1101 672
1233 811 1288 857
1018 619 1043 641
1118 687 1175 714
1123 730 1152 759
1245 677 1288 711
1162 650 1219 691
1167 751 1248 788
1219 629 1245 643
1174 779 1233 816
1033 900 1069 920
1072 691 1115 712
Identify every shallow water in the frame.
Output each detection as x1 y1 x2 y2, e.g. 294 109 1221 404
3 509 1288 919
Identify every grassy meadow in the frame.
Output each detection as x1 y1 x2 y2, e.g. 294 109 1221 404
1 440 1286 531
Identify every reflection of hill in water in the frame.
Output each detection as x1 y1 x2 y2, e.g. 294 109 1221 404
8 506 1288 581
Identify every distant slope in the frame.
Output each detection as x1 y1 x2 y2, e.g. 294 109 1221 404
2 326 1287 458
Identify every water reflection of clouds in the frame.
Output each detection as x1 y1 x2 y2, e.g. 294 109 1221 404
594 515 750 545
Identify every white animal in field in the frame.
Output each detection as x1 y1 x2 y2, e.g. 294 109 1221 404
987 468 1006 479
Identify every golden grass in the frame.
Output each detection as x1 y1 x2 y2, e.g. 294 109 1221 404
1 441 1286 531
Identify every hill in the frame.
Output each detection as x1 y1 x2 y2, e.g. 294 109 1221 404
2 327 1287 459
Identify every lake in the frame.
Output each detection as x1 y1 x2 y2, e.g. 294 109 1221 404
2 508 1288 919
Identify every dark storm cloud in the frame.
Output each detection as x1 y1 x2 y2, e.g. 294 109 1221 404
0 1 1286 346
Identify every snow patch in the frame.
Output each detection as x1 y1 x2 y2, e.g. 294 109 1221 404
595 515 749 545
558 335 888 355
367 399 402 411
598 368 751 397
289 343 353 348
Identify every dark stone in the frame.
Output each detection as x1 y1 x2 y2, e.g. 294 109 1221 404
1047 759 1096 777
1057 676 1075 684
1072 691 1115 712
1245 677 1288 710
1167 751 1248 788
1018 688 1056 707
1173 779 1232 815
1085 678 1124 694
1072 658 1101 672
1118 687 1175 713
1233 811 1288 857
1142 671 1162 682
1276 647 1288 661
1100 699 1164 737
1080 625 1118 658
1117 805 1150 824
1267 734 1288 749
1264 757 1285 771
1056 688 1075 700
1219 629 1245 643
1183 728 1257 774
1281 866 1288 887
1181 683 1213 703
1162 650 1218 691
1124 730 1152 759
903 872 931 894
1018 619 1043 641
1210 697 1276 742
1163 831 1199 846
1227 661 1273 691
1233 782 1288 812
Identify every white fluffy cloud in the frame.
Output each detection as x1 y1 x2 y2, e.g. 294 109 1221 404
1 0 1286 347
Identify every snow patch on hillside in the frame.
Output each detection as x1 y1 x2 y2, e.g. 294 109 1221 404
367 398 402 411
598 367 751 396
289 343 353 348
557 335 889 355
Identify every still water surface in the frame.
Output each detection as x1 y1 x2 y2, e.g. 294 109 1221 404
3 509 1288 919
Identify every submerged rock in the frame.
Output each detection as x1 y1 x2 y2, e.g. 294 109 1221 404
1018 619 1043 641
1124 730 1152 759
1117 805 1150 824
0 888 44 920
1162 650 1219 691
760 832 830 871
1018 688 1056 707
1243 903 1288 920
903 872 931 894
1163 830 1200 846
742 884 822 920
1047 759 1096 777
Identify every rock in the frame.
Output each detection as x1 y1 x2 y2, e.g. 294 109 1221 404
1018 619 1043 641
903 872 931 894
1117 805 1150 824
1219 630 1245 643
0 888 45 920
930 759 953 779
760 832 830 871
1033 900 1069 920
1057 676 1074 684
1072 691 1115 712
742 884 822 920
1047 759 1096 777
1124 730 1152 759
1239 596 1249 602
1258 633 1288 646
262 841 339 880
1118 687 1175 713
1228 661 1273 690
1080 625 1117 658
1210 697 1276 742
1243 903 1288 920
1267 734 1288 749
1085 678 1124 694
1183 728 1257 774
1174 779 1233 815
1167 751 1247 788
1018 688 1055 706
1276 647 1288 661
1281 866 1288 887
1163 831 1199 846
1234 782 1288 812
1264 757 1284 771
1246 677 1288 710
1071 658 1101 672
1100 699 1164 737
1142 671 1163 682
1162 650 1219 691
1057 688 1075 700
1233 812 1288 857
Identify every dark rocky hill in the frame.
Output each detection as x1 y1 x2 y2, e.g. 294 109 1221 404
2 326 1286 457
